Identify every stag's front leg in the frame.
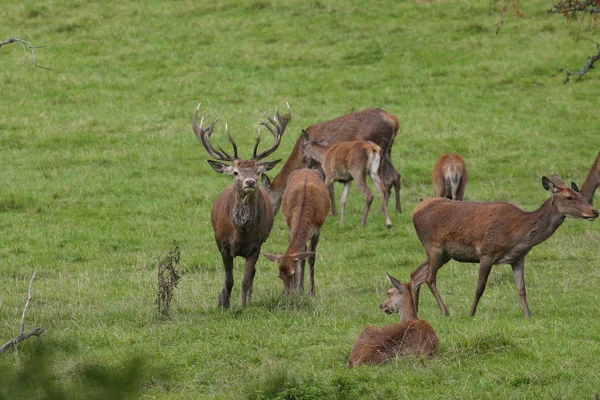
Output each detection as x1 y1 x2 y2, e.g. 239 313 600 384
308 233 320 296
220 251 234 309
470 256 494 317
241 252 259 308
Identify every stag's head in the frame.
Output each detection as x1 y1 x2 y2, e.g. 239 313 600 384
543 174 599 220
263 252 313 295
193 103 291 197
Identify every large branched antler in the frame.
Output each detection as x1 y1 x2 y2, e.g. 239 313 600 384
192 103 239 161
253 102 292 160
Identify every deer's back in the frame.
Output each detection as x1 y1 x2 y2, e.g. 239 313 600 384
211 185 274 257
348 320 439 367
306 109 398 153
282 169 330 229
322 141 380 181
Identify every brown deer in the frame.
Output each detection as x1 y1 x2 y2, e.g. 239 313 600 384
347 273 438 367
432 153 468 201
410 174 599 318
261 108 401 216
579 150 600 206
263 169 330 295
193 103 291 309
302 134 392 228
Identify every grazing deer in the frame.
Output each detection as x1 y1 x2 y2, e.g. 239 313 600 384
411 174 599 318
433 153 468 201
263 169 330 295
261 108 401 216
193 103 291 309
347 273 438 367
302 133 392 228
579 150 600 206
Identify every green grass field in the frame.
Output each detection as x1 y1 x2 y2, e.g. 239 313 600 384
1 0 599 398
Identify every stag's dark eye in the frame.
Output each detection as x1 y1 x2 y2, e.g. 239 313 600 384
233 171 239 176
566 196 573 201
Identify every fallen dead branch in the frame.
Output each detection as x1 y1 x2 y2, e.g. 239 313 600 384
1 272 46 353
555 41 600 82
0 37 51 69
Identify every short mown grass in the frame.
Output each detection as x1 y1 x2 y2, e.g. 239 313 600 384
1 0 599 398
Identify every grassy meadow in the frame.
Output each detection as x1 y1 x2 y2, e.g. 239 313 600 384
1 0 600 398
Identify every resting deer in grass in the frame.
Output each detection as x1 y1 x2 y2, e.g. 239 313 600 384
302 132 392 228
263 169 330 295
193 102 291 309
261 108 401 216
579 150 600 206
410 174 598 318
433 153 467 201
347 273 438 367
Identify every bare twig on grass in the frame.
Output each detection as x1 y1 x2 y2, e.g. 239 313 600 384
1 272 46 353
555 41 600 82
549 0 600 17
156 244 181 317
0 37 51 69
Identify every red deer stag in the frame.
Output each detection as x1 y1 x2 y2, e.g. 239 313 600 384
302 134 392 228
347 273 438 367
410 174 598 318
193 103 291 309
433 153 468 201
579 150 600 206
261 108 401 216
263 169 330 295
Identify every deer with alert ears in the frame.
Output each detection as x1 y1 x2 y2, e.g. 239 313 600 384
410 174 598 318
301 132 392 228
433 153 468 201
263 169 330 296
347 273 438 367
579 150 600 206
261 108 401 216
193 102 291 309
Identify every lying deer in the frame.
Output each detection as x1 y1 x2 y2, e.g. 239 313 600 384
432 153 467 201
193 103 291 309
263 169 330 295
302 132 392 228
347 273 438 367
579 150 600 206
261 108 401 216
411 174 599 318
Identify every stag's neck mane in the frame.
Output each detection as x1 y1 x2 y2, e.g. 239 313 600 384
522 197 566 248
231 190 262 233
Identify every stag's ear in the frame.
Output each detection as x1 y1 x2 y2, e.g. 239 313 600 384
551 173 566 188
257 159 281 173
571 182 580 192
207 160 233 175
386 272 404 292
301 129 309 144
292 251 314 261
261 173 271 189
542 176 557 192
263 253 280 262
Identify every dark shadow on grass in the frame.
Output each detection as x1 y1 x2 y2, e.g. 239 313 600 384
445 331 531 360
255 293 318 313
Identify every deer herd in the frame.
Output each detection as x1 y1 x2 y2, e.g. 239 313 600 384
193 102 600 367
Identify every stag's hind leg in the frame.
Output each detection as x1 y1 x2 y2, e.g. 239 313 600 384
339 182 351 226
308 232 320 296
370 167 392 228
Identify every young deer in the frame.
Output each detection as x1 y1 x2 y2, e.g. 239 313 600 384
263 169 330 295
193 103 291 309
411 174 599 318
432 153 467 201
347 273 438 367
261 108 401 216
579 150 600 206
301 132 392 228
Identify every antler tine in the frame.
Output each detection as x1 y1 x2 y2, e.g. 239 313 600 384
252 128 262 159
254 103 292 160
192 103 234 162
225 123 239 160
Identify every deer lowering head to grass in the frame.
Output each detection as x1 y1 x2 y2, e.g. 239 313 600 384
193 102 291 309
579 150 600 206
347 273 438 367
263 169 330 296
411 174 598 318
261 108 401 216
301 132 392 228
433 153 467 201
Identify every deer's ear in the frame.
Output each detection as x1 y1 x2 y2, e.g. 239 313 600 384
386 272 404 291
207 160 233 175
301 130 309 143
263 253 280 262
542 176 556 192
571 182 580 192
261 173 271 189
257 159 281 173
